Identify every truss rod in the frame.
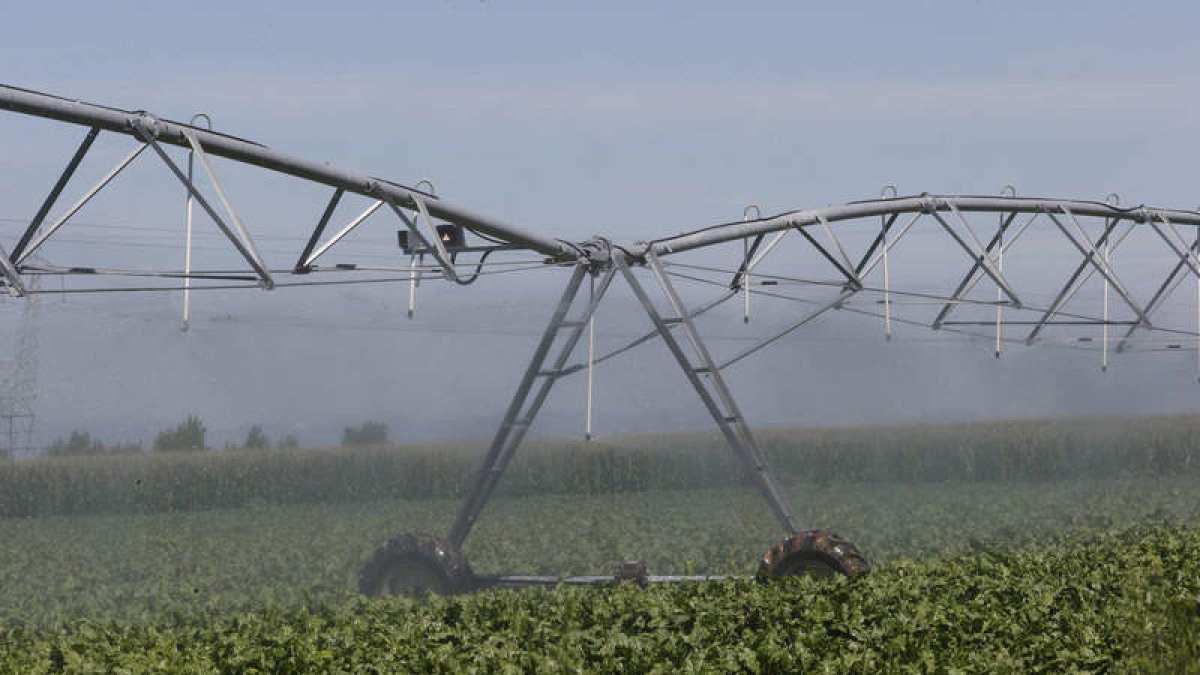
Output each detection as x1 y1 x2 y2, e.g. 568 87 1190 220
182 130 272 287
11 127 100 261
0 85 573 258
411 195 458 282
670 263 1180 342
928 209 1021 308
559 289 737 377
16 141 148 265
448 264 614 548
792 225 862 289
391 202 458 282
133 127 274 288
931 211 1018 329
649 195 1200 257
857 212 924 278
854 213 899 275
747 229 790 271
815 213 859 282
662 261 843 290
1149 217 1200 282
720 289 855 370
663 264 1031 313
1046 208 1149 327
945 320 1137 326
1024 216 1125 344
294 189 344 273
730 233 764 289
301 199 384 268
1118 222 1200 351
24 267 259 281
628 250 800 533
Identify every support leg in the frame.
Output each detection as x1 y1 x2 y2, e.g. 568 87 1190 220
448 263 616 548
617 251 801 534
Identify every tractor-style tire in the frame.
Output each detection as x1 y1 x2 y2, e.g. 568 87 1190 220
358 532 472 597
758 530 870 579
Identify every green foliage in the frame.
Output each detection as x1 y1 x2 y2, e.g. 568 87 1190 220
152 414 207 453
45 430 105 457
1 462 1200 670
341 420 388 446
0 507 1197 671
1 415 1198 519
276 433 299 450
243 424 269 450
44 431 142 457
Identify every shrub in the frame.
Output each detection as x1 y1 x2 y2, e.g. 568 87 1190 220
342 421 388 447
45 430 106 457
153 415 207 453
244 425 269 450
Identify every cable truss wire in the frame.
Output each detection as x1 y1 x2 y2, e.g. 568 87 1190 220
662 267 1199 350
25 262 565 295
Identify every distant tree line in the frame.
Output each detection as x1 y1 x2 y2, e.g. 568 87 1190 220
342 421 388 447
37 416 394 457
45 431 142 457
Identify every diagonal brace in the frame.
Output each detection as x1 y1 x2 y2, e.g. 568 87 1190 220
815 213 859 280
559 288 737 377
12 127 100 262
730 234 764 289
302 198 384 269
133 124 274 288
793 225 862 289
16 140 148 265
448 263 615 548
1149 217 1200 283
392 199 459 282
294 188 344 273
858 212 924 278
1025 216 1126 344
623 250 801 533
1118 219 1200 350
1046 208 1150 328
854 212 899 276
931 211 1018 329
929 208 1022 309
181 130 272 287
720 288 855 370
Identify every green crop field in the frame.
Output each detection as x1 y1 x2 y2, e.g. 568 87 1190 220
1 417 1199 671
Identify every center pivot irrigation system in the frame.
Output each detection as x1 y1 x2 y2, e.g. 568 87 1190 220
2 84 1199 594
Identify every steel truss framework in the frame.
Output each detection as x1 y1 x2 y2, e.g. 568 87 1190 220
3 84 1200 547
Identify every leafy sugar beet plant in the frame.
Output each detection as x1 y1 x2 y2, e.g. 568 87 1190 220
1 416 1199 671
0 525 1197 672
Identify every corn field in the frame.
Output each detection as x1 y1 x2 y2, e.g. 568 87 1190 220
0 414 1195 518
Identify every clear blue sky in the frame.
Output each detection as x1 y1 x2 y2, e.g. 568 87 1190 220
2 2 1199 447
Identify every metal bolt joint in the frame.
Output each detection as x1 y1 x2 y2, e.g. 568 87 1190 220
128 112 163 138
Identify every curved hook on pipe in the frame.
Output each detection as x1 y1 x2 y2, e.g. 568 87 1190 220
188 113 213 130
414 179 437 197
880 185 897 200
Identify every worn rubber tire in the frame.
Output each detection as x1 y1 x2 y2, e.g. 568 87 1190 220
758 530 870 579
358 532 472 597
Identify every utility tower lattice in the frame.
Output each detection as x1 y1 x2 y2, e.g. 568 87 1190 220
0 273 39 457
